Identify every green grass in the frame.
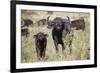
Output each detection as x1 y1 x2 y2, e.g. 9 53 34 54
21 10 90 63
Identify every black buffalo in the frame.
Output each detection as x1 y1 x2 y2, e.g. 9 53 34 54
34 32 48 60
21 28 29 37
37 19 47 26
21 19 33 27
71 17 85 30
50 17 71 52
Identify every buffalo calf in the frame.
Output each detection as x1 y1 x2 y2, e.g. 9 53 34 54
34 32 48 60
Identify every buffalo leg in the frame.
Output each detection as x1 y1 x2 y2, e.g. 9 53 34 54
36 48 40 60
40 49 43 58
54 41 58 52
42 48 46 58
61 42 65 51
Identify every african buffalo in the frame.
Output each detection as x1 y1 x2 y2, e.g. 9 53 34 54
49 16 71 52
21 19 33 27
21 28 29 37
71 17 85 30
34 32 48 60
37 19 47 26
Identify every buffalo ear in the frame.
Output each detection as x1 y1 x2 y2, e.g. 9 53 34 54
33 35 37 38
44 34 48 37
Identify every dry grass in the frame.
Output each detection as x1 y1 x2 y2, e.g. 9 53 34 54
21 10 90 63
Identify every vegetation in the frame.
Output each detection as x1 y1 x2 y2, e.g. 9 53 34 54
21 10 90 63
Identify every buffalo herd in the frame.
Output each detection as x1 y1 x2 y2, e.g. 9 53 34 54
21 16 85 60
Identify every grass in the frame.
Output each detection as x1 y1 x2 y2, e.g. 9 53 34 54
21 10 90 63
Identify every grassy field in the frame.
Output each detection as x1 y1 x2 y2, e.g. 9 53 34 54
21 10 90 63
